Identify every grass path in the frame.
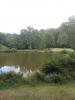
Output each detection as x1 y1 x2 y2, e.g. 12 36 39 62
0 83 75 100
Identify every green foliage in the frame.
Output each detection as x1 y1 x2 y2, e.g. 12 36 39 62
40 54 73 75
45 74 66 84
69 52 75 58
0 48 17 53
0 44 9 50
0 16 75 49
0 44 17 53
39 53 75 83
4 48 17 53
60 50 68 54
1 53 75 89
30 71 45 82
0 53 75 89
41 62 61 75
0 72 24 89
24 71 45 86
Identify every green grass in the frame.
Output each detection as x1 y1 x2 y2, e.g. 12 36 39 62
0 44 17 53
0 83 75 100
50 48 74 52
0 47 73 53
18 48 74 53
0 44 9 50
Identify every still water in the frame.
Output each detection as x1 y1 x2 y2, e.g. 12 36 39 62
0 66 20 73
0 51 51 70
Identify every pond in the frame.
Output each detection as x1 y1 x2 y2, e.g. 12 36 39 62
0 51 51 71
0 66 20 73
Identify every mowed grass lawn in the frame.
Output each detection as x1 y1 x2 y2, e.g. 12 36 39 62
50 48 74 52
18 48 74 53
0 83 75 100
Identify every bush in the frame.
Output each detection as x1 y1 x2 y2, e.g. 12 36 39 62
26 71 45 83
3 48 17 53
60 50 68 54
41 63 61 75
69 52 75 58
41 55 69 74
44 74 67 84
39 53 75 83
41 54 75 75
0 72 24 89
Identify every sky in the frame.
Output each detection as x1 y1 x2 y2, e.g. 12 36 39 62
0 0 75 33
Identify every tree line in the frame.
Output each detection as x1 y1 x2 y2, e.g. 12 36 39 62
0 16 75 50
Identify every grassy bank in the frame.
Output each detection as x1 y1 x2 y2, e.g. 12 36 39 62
0 52 75 89
18 48 74 53
0 44 17 53
0 50 75 100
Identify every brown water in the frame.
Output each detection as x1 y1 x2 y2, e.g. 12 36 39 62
0 51 51 70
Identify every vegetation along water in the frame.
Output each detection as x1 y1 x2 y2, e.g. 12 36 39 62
0 16 75 100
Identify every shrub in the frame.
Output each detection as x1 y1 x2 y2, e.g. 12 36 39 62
41 54 75 75
0 72 24 89
27 71 45 83
41 55 68 74
39 53 75 83
69 52 75 58
41 63 61 75
4 48 17 53
45 74 67 84
60 50 68 54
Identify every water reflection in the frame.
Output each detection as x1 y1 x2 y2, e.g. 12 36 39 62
0 52 51 70
0 66 20 73
0 65 33 78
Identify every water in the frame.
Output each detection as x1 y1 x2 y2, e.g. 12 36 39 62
0 51 51 70
0 66 20 73
0 65 33 78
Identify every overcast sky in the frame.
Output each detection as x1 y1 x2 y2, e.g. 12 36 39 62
0 0 75 33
